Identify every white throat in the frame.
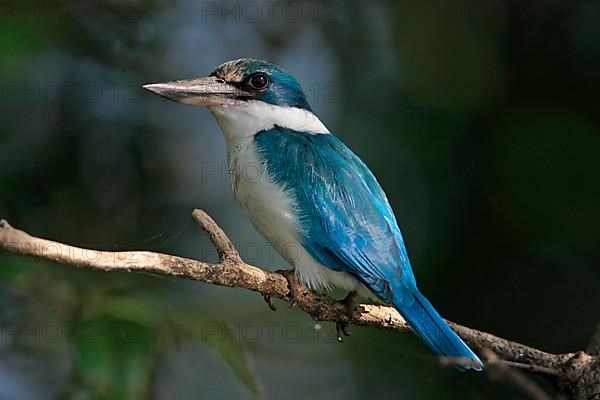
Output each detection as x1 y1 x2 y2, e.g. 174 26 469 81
209 100 329 143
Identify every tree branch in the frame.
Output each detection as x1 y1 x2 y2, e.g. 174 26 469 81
0 210 598 399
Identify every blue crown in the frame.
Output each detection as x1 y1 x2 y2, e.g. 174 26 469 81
210 58 312 111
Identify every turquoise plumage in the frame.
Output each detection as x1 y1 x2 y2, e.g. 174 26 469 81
255 127 482 370
144 58 483 371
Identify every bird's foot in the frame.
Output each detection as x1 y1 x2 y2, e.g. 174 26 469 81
263 293 277 311
336 290 358 343
276 269 300 308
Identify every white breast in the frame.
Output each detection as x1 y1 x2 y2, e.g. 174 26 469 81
209 102 373 297
227 137 300 263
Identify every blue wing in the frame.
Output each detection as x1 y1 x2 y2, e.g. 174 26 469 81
254 127 483 369
254 127 415 302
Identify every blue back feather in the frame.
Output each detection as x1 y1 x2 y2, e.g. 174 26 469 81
254 126 483 370
255 127 415 301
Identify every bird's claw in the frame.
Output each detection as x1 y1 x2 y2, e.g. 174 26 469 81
336 321 351 342
336 290 358 342
276 269 300 308
263 293 277 311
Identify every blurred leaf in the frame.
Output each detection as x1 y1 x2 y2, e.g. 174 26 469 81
174 312 259 394
86 294 160 326
72 317 154 400
0 18 45 75
83 292 259 394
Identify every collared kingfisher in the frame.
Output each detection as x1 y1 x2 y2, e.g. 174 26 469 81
144 58 483 370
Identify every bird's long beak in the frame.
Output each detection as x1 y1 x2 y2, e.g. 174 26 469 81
143 76 247 107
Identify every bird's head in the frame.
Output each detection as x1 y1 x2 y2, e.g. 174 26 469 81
144 58 328 139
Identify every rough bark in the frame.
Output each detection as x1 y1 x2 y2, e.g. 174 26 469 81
0 210 597 399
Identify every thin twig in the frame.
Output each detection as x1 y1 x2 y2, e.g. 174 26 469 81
192 209 242 264
483 349 553 400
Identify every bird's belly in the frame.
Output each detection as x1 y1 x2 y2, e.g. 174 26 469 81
227 140 372 296
229 141 300 264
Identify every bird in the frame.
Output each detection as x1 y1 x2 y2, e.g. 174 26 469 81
143 58 483 370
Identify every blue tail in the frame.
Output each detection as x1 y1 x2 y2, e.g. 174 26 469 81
393 287 483 371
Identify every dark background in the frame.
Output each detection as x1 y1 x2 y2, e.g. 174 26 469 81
1 0 599 399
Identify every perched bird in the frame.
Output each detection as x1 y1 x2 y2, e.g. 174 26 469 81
144 58 483 370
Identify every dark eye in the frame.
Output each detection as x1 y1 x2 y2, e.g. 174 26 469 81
249 73 269 90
